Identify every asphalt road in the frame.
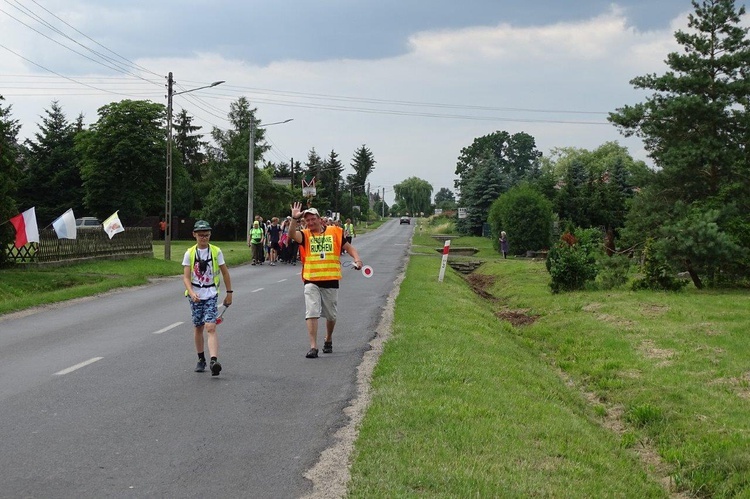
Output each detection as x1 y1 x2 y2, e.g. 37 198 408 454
0 218 414 498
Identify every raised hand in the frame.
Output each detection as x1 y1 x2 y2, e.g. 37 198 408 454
291 201 303 219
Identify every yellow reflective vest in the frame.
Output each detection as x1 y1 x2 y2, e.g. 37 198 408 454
301 226 343 281
185 244 221 296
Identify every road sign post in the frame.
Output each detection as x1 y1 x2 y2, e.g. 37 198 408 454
438 239 450 282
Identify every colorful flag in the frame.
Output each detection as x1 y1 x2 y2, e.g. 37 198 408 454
9 207 40 248
52 208 77 239
103 211 125 239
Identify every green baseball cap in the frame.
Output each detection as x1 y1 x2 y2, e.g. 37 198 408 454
193 220 212 231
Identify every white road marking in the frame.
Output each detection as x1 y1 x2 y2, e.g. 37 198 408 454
277 279 287 283
54 357 104 376
252 288 264 293
153 322 183 334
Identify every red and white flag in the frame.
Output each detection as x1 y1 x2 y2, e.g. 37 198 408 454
9 207 40 248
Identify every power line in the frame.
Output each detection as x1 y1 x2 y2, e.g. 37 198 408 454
207 92 610 125
0 42 129 96
27 0 163 79
27 0 161 78
0 3 155 84
193 82 609 116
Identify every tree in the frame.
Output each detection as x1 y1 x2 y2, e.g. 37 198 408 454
17 101 83 225
433 187 456 210
454 130 542 194
457 151 503 235
345 145 375 220
545 143 651 252
0 96 22 267
393 177 433 216
173 109 207 213
77 100 165 223
318 150 344 213
349 144 376 190
302 147 324 208
609 0 750 277
203 97 292 236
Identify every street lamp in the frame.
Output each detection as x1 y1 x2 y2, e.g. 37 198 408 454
164 73 225 260
246 118 293 241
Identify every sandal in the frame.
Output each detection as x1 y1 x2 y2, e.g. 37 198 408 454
306 348 319 359
323 341 333 354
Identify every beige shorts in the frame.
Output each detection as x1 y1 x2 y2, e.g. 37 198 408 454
304 283 338 321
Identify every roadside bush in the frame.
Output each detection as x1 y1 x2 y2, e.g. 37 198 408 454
546 228 602 293
488 183 552 255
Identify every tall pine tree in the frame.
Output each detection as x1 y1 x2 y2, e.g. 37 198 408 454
18 101 83 225
610 0 750 281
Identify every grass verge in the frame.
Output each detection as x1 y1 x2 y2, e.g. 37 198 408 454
348 253 664 497
0 241 252 316
348 232 750 497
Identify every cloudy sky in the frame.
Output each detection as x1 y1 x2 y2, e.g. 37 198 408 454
0 1 701 204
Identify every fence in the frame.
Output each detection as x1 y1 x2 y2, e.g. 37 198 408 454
5 227 153 264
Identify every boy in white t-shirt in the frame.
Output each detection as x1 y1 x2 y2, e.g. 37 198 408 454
182 220 233 375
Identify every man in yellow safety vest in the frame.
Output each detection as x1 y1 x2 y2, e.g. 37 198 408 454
288 202 363 358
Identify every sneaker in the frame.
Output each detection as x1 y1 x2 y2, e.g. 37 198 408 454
195 360 206 372
305 348 319 359
210 360 222 376
323 341 333 354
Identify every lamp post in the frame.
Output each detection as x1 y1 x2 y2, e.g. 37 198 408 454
246 118 293 241
164 73 225 261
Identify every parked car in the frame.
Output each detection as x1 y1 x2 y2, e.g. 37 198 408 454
399 216 410 225
75 217 101 229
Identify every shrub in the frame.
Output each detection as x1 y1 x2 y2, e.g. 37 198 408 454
546 228 601 293
596 254 631 290
488 183 552 255
631 238 687 292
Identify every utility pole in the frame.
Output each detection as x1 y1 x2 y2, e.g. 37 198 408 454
164 72 174 261
246 119 255 242
290 157 294 189
164 74 224 261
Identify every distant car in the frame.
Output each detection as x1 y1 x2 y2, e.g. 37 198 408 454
76 217 101 229
399 216 410 225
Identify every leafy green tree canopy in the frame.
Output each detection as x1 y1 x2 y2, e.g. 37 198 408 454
78 99 165 223
433 187 456 210
393 177 433 216
455 130 541 194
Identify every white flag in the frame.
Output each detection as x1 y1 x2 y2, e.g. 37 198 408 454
52 208 77 239
103 211 125 239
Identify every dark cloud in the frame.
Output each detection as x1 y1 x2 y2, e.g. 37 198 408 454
71 0 691 66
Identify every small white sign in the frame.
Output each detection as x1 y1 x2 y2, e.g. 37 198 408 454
457 207 467 219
